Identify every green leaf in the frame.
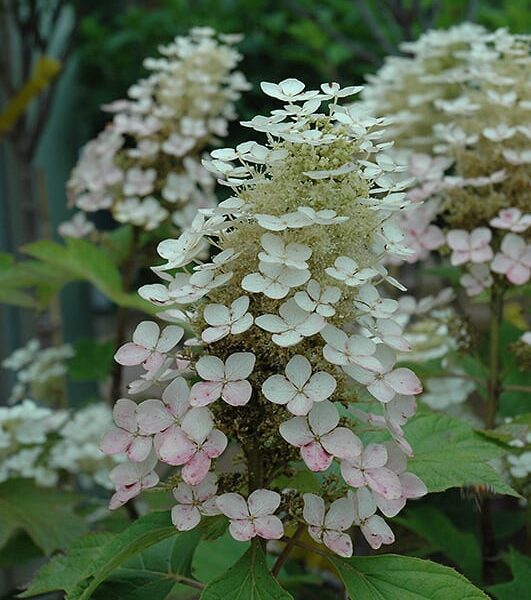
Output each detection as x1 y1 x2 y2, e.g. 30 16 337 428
68 339 116 381
20 533 114 597
488 548 531 600
200 541 293 599
404 412 520 497
193 532 249 583
0 479 87 556
22 238 155 314
92 530 203 600
70 511 177 600
331 554 489 599
395 507 481 581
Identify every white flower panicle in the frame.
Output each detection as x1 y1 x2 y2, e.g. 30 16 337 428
362 24 531 286
104 79 426 555
2 339 74 405
0 399 118 488
66 28 249 231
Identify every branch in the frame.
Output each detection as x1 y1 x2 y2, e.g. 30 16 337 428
502 384 531 394
467 0 479 22
283 0 381 66
355 0 397 53
280 536 332 560
272 524 305 576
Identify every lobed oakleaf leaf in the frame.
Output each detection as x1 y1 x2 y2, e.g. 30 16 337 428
403 412 520 497
200 541 293 600
0 479 87 556
330 554 489 599
395 507 482 582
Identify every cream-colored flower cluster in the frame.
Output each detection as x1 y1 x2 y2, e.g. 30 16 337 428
0 399 118 489
66 28 249 231
362 24 531 282
103 79 427 557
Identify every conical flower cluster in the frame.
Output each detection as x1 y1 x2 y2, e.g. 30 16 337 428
66 28 249 232
102 79 426 556
362 24 530 279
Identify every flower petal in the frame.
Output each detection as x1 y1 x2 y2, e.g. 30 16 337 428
171 504 201 531
301 441 333 471
216 493 250 519
248 489 281 517
254 515 284 540
222 380 253 406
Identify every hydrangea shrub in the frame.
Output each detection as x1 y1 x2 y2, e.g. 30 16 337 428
65 28 249 232
103 79 427 557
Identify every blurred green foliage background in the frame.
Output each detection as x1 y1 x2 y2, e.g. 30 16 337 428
77 0 531 135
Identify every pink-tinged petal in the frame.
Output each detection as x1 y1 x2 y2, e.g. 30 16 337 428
158 428 196 465
447 230 469 251
262 375 296 405
373 493 406 518
109 462 138 488
361 515 394 549
365 467 402 500
173 481 194 504
507 264 530 285
385 369 422 396
340 461 365 487
367 379 396 403
109 484 140 510
321 428 362 461
279 417 314 447
140 470 159 491
229 519 255 541
216 493 250 519
501 233 524 258
136 399 173 434
181 451 211 485
143 352 165 374
325 497 355 530
287 394 314 416
450 250 470 266
308 400 339 436
470 246 493 263
470 227 492 249
355 487 377 521
490 253 513 275
114 343 151 366
222 380 252 406
323 531 353 557
133 321 160 349
363 443 388 469
162 377 191 419
303 493 325 527
301 441 333 472
127 436 153 463
113 398 138 431
189 381 223 406
100 428 131 455
181 407 214 444
254 515 284 540
202 429 228 458
194 472 218 502
308 525 323 545
171 504 201 531
248 489 281 517
201 497 221 516
400 472 428 499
